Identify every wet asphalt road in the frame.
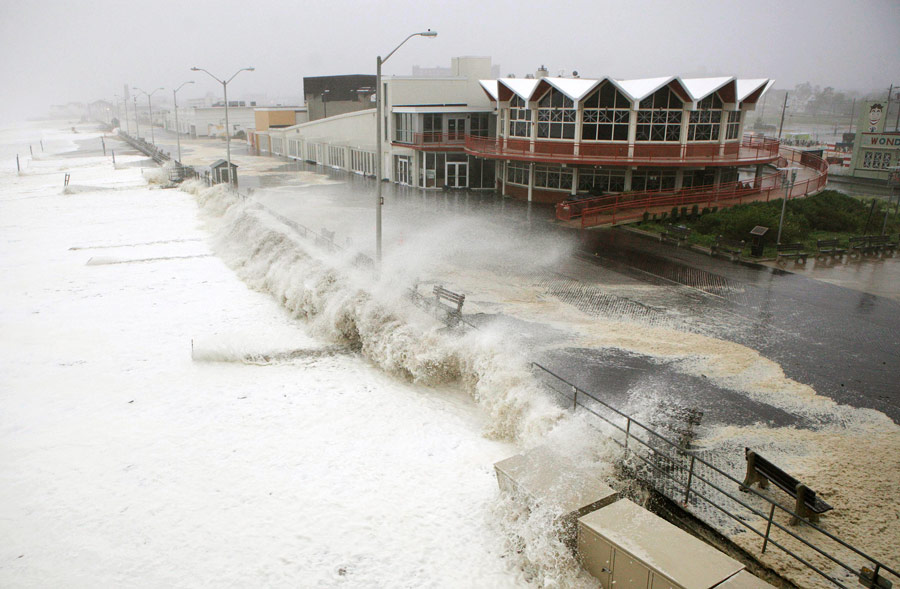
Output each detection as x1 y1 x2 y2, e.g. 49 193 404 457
579 230 900 423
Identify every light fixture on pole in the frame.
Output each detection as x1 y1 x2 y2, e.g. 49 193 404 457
375 29 437 263
190 66 255 186
775 166 798 244
322 89 330 118
172 81 194 163
133 86 164 144
133 95 140 138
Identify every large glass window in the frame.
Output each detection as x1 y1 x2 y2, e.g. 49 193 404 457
506 161 530 185
534 164 573 190
577 167 626 193
470 113 490 137
687 93 723 141
636 86 683 142
725 110 742 140
394 112 414 143
582 83 630 141
423 113 441 143
536 89 575 139
631 169 677 192
509 96 531 138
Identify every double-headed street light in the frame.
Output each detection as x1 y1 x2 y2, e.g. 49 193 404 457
375 29 437 263
172 81 194 163
133 86 164 144
190 66 255 185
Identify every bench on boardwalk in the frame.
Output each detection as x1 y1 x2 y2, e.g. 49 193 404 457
661 224 692 246
847 235 896 257
710 235 745 261
740 448 833 524
815 238 846 259
433 285 466 325
866 235 898 256
775 243 808 264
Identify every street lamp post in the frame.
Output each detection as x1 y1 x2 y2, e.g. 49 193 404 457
172 81 194 163
322 89 330 118
133 87 164 144
375 29 437 263
133 96 140 138
190 66 255 186
776 166 798 244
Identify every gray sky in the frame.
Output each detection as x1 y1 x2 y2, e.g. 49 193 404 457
2 0 899 121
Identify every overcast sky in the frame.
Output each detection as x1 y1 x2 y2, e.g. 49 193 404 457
1 0 899 121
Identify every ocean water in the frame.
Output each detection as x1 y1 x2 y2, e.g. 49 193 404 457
0 121 603 588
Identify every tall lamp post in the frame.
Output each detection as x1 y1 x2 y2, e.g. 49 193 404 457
190 66 255 185
322 89 330 118
133 87 164 144
172 81 194 163
133 96 140 139
375 29 437 263
776 166 798 244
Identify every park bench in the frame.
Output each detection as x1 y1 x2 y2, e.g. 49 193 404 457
433 285 466 326
710 235 745 261
866 235 897 256
815 238 847 259
775 243 809 265
848 235 887 257
740 448 833 524
661 224 692 246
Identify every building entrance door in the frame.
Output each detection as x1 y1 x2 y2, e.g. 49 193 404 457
446 161 468 188
447 117 466 141
396 156 412 185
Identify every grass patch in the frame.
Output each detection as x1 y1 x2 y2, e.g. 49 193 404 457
634 190 899 256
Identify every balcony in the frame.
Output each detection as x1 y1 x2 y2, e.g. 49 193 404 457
464 134 781 167
391 132 469 151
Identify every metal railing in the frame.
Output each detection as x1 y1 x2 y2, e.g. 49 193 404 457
392 131 471 149
531 362 898 588
573 146 828 228
465 134 780 166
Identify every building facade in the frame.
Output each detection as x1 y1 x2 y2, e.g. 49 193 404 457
251 59 778 204
848 101 900 181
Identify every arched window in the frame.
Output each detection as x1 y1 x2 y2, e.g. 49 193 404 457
536 88 575 139
509 95 531 138
582 83 630 141
636 86 683 142
688 93 723 141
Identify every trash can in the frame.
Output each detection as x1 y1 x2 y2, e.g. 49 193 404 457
749 225 769 257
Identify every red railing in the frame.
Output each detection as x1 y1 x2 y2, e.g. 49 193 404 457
392 132 471 150
465 134 780 166
570 146 828 228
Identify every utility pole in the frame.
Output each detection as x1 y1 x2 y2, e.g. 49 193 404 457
777 92 788 140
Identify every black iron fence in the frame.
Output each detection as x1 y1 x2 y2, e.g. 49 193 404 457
531 362 897 588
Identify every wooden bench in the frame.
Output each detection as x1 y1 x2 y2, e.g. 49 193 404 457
661 224 692 246
710 235 745 261
867 235 897 256
775 243 808 264
740 448 833 524
433 285 466 325
849 236 878 257
815 238 846 259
